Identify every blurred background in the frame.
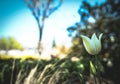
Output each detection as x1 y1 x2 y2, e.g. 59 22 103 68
0 0 120 84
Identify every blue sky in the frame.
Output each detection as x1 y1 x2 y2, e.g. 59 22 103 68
0 0 106 49
0 0 80 49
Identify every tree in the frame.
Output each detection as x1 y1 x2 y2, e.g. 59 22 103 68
25 0 63 54
67 0 120 83
0 37 23 54
0 37 9 51
8 37 23 50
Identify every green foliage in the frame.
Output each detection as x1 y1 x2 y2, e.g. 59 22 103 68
67 0 120 83
90 61 96 75
0 37 23 51
0 37 9 50
0 57 86 84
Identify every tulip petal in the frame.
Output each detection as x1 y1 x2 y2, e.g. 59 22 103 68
96 33 103 53
98 33 103 52
81 35 96 55
99 33 103 41
91 33 100 54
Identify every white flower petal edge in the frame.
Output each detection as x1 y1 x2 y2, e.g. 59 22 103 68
97 33 103 53
91 33 101 54
81 35 96 55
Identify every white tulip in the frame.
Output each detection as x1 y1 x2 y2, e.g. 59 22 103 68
81 33 103 55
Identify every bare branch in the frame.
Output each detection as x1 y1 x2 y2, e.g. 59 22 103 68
25 0 63 55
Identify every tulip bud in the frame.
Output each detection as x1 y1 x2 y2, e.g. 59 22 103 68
81 33 103 55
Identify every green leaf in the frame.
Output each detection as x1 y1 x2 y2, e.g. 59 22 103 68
90 61 96 75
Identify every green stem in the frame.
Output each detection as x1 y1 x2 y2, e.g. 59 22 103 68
94 74 97 84
95 55 101 84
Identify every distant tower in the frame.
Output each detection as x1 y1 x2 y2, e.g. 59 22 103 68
52 38 56 48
